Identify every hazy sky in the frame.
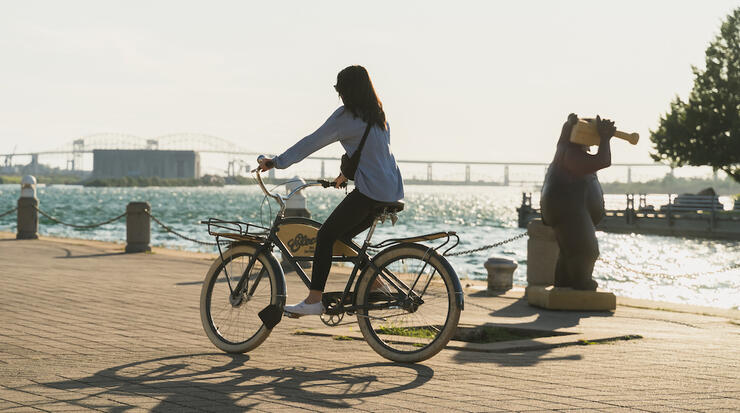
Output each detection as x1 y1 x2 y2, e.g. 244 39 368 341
1 0 738 166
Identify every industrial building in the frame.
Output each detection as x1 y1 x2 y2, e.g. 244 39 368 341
92 150 200 179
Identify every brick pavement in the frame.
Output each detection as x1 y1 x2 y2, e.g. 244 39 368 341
0 233 739 412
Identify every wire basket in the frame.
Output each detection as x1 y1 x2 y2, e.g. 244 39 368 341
201 218 269 242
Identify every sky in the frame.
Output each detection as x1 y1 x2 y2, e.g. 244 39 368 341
1 0 738 168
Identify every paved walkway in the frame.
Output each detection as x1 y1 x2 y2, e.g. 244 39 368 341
0 233 739 412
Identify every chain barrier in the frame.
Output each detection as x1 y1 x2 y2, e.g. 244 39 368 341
444 231 528 257
144 209 217 246
0 207 18 219
598 257 740 278
18 203 740 276
35 206 126 229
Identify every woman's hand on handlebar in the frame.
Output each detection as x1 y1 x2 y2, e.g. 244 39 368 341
317 176 347 189
333 173 348 189
257 156 275 172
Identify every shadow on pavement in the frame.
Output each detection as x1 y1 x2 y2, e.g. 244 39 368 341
42 353 434 411
453 297 613 367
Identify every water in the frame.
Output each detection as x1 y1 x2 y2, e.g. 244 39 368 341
1 184 738 309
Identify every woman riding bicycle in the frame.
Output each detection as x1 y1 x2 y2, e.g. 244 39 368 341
258 65 404 316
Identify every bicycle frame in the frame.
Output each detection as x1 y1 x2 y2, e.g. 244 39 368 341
212 168 464 320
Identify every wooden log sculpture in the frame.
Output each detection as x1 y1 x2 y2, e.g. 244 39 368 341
570 118 639 146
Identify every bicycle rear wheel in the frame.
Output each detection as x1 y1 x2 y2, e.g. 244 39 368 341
356 243 461 363
200 243 279 353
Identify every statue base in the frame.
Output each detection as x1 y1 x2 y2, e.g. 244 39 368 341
526 285 616 311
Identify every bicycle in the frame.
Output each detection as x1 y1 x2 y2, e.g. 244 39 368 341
199 167 464 363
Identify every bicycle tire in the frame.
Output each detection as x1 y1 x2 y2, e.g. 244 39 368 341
200 243 280 353
355 243 461 363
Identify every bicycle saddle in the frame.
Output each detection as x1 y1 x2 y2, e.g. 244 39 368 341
373 201 404 215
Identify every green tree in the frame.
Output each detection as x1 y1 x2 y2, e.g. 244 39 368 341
650 8 740 182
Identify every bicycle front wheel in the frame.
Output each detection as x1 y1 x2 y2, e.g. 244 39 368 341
356 243 461 363
200 243 279 353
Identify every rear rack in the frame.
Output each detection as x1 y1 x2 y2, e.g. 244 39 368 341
370 231 460 255
201 218 269 243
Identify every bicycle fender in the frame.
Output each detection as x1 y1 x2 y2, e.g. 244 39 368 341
434 247 465 311
362 243 464 311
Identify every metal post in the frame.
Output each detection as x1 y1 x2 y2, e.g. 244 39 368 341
426 163 432 182
627 167 632 184
125 202 151 253
504 165 510 186
321 161 325 179
16 175 38 240
465 165 470 183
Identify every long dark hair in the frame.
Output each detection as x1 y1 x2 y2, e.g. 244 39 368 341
335 65 387 129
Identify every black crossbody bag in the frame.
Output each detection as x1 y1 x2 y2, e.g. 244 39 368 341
340 122 373 180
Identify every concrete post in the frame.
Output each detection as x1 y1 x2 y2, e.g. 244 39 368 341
16 175 38 240
285 176 311 218
126 202 151 253
484 258 517 291
525 219 559 288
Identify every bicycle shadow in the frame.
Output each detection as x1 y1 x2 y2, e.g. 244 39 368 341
453 296 613 367
42 353 434 411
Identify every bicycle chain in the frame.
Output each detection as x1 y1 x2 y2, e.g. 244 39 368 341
35 206 126 229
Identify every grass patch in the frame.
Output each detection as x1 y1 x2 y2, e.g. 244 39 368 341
333 335 354 341
376 326 437 339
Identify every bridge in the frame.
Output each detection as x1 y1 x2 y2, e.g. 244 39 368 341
1 133 668 185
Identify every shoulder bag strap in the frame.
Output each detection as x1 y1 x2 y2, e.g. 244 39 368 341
352 122 373 160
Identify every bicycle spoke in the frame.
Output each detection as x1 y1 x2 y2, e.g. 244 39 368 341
358 246 459 362
202 247 275 351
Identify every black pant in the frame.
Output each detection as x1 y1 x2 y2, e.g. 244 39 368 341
310 189 381 291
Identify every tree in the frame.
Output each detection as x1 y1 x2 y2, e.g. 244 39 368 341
650 8 740 182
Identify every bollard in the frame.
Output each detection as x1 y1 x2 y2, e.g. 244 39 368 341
126 202 151 253
526 218 559 288
484 257 517 292
285 176 311 218
16 175 39 240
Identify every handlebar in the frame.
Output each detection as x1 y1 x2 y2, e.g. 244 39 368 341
252 155 346 213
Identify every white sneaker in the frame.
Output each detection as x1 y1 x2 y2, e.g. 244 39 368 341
284 300 323 317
